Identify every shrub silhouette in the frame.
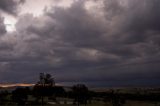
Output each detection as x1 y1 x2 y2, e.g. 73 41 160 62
0 90 9 105
12 87 30 105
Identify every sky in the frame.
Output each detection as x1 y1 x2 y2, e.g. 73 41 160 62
0 0 160 87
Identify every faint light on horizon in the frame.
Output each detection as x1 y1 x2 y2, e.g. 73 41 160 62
0 83 35 88
0 83 62 88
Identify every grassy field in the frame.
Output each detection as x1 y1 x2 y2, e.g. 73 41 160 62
27 102 160 106
44 100 160 106
0 100 159 106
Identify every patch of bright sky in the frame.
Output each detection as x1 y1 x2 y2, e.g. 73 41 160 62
3 14 17 32
85 0 105 18
55 0 74 8
4 0 74 32
85 0 103 10
19 0 74 17
19 0 53 17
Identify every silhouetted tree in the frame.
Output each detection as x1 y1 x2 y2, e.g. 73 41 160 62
38 73 55 86
72 84 89 106
33 73 55 106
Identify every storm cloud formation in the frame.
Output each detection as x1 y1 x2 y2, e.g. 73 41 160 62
0 16 6 35
0 0 25 15
0 0 160 87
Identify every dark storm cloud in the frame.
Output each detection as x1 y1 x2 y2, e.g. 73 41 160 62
0 0 25 15
104 0 160 44
53 0 108 48
0 0 160 87
127 0 160 31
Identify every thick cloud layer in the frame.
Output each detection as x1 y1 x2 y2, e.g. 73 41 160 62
0 16 6 35
0 0 160 87
0 0 25 15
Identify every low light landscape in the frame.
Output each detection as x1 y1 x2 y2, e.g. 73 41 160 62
0 73 160 106
0 0 160 106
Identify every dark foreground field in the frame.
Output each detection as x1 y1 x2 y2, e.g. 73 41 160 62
1 88 160 106
2 101 159 106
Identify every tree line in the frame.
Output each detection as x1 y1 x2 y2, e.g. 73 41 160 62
0 73 91 106
0 73 160 106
